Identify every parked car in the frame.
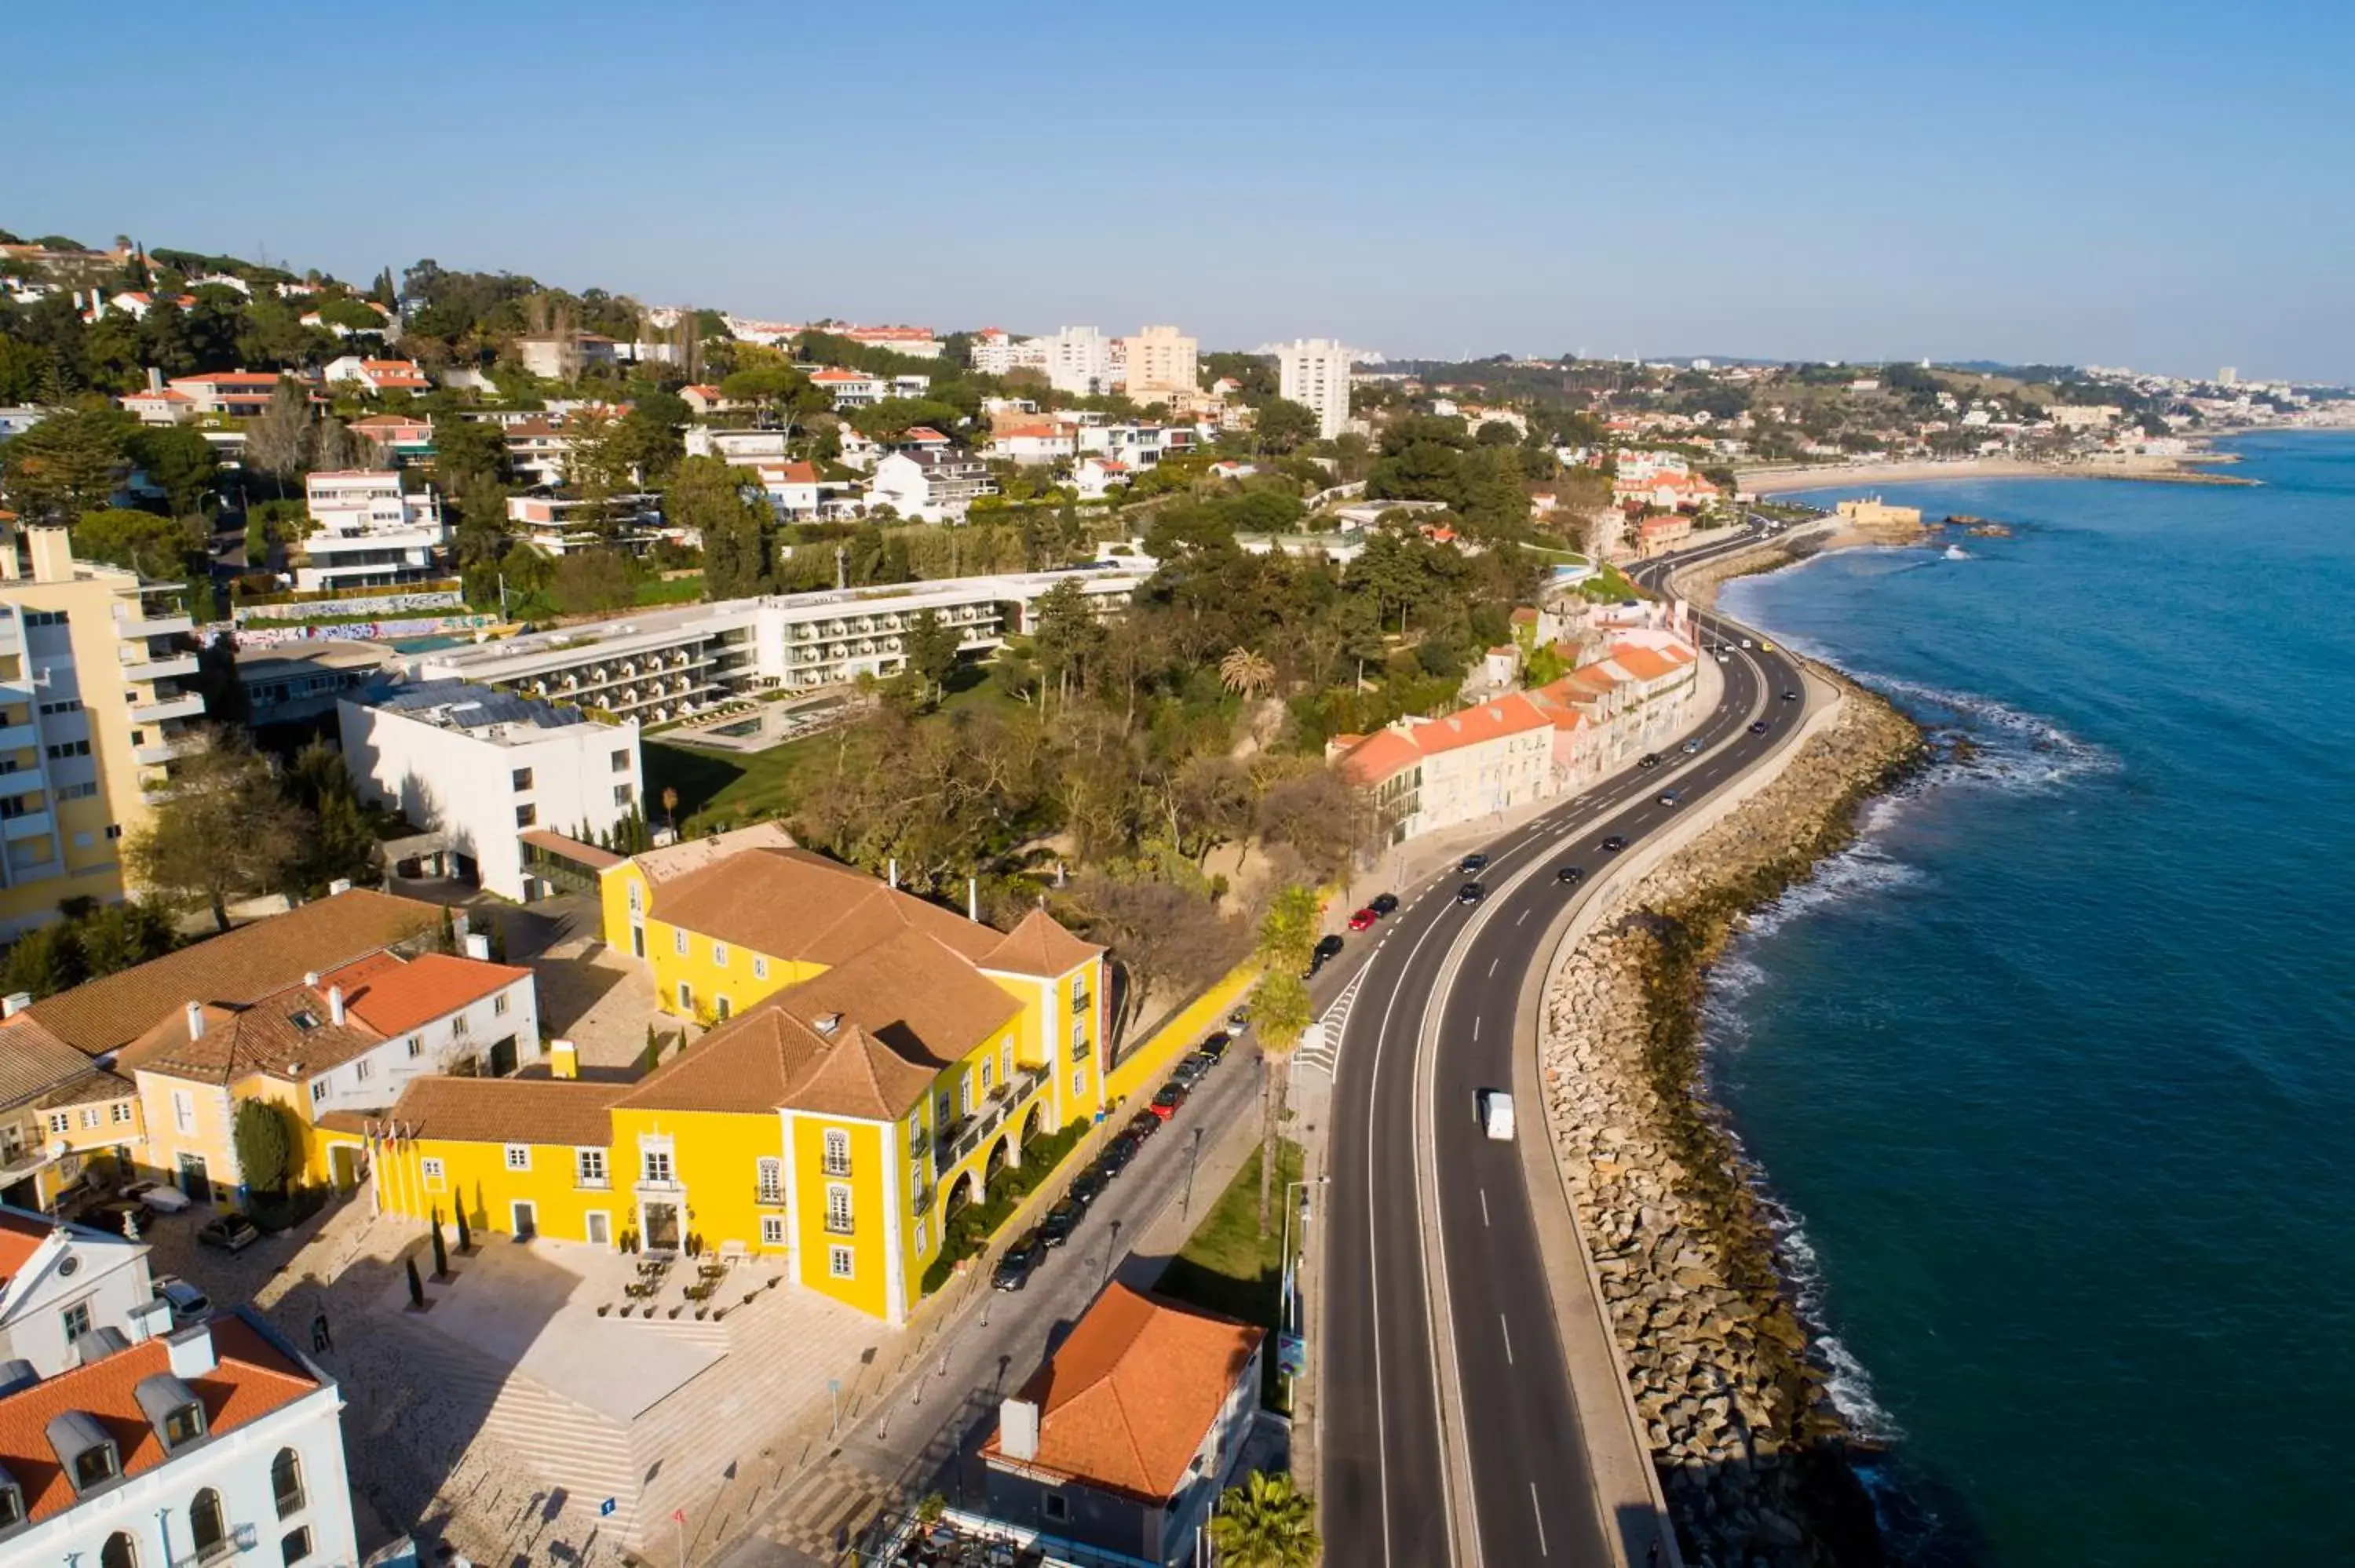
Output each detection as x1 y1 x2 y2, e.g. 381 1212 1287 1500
1370 892 1400 917
1039 1199 1084 1249
1226 1006 1251 1030
1308 933 1345 975
197 1214 261 1253
1150 1083 1188 1121
1748 719 1771 735
151 1276 210 1326
1068 1165 1108 1208
1348 907 1379 932
1196 1032 1232 1064
993 1231 1046 1290
122 1180 191 1214
1129 1109 1162 1141
86 1198 152 1236
1556 864 1584 885
1600 835 1628 852
1171 1052 1213 1088
1657 789 1682 808
1455 881 1486 906
1099 1133 1141 1176
1459 852 1489 873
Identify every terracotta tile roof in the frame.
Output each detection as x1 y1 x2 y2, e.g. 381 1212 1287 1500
981 1284 1262 1502
0 1313 323 1526
319 952 530 1040
27 892 441 1059
1334 727 1422 787
27 1068 137 1110
0 1209 51 1286
615 996 936 1121
519 827 623 870
648 848 1002 968
776 925 1020 1067
753 461 820 485
385 1075 627 1147
0 1013 100 1107
118 984 385 1087
978 907 1104 979
809 369 869 384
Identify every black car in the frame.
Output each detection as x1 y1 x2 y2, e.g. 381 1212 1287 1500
1657 789 1682 808
1556 864 1584 885
1459 852 1488 874
86 1198 152 1236
1307 933 1345 975
1039 1198 1084 1248
198 1214 261 1253
1781 689 1800 702
1128 1109 1162 1141
1748 719 1771 735
1600 834 1628 852
1638 753 1662 769
1197 1030 1232 1063
993 1231 1046 1290
1370 892 1400 916
1068 1165 1108 1208
1455 881 1486 906
1098 1133 1141 1175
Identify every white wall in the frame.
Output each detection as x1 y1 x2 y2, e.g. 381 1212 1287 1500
305 971 542 1114
0 1223 153 1377
10 1370 356 1568
338 702 642 900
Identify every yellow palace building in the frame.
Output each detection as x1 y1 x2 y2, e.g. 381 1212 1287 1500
377 830 1107 1324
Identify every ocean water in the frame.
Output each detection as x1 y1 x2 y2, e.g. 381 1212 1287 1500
1714 433 2355 1566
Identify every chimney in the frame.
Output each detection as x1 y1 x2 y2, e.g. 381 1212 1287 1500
302 972 319 987
184 1001 206 1040
27 523 73 585
813 1012 843 1037
328 986 346 1026
165 1323 217 1379
968 877 978 923
549 1039 579 1080
463 932 491 961
2 992 30 1018
999 1396 1039 1462
327 877 352 896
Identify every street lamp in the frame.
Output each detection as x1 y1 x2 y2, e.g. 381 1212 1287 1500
1278 1176 1328 1336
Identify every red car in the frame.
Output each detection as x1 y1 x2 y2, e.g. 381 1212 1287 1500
1149 1083 1187 1120
1348 907 1379 931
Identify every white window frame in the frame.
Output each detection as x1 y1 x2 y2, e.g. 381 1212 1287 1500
825 1183 853 1234
504 1144 531 1172
173 1090 194 1134
761 1215 787 1246
577 1147 607 1187
752 955 769 981
712 941 728 968
494 993 510 1017
823 1129 851 1176
829 1244 855 1278
674 928 688 955
406 1034 423 1058
756 1156 783 1203
421 1158 447 1191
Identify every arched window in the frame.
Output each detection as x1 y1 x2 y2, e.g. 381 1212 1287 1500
190 1488 226 1559
272 1447 305 1517
823 1129 851 1176
101 1532 139 1568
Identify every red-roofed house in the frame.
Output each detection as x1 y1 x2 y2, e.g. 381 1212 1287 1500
748 460 823 520
119 385 195 426
988 421 1075 465
980 1284 1263 1559
0 1309 358 1568
165 371 286 418
1636 512 1694 554
322 356 432 396
679 385 744 417
1333 692 1561 843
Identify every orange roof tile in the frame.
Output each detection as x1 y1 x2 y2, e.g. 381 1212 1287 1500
0 1210 50 1287
979 907 1104 979
386 1075 626 1146
0 1315 322 1526
981 1285 1262 1503
319 952 531 1039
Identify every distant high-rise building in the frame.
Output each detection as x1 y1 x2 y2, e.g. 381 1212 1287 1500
1119 325 1198 403
0 517 210 939
1272 337 1356 440
1042 326 1115 396
2218 366 2238 386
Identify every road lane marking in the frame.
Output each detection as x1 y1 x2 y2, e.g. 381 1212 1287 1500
1473 1015 1481 1041
1486 957 1498 978
1480 1187 1490 1227
1515 907 1529 926
1500 1313 1514 1366
1529 1483 1549 1556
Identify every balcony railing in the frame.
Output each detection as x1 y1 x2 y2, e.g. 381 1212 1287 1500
823 1214 855 1236
755 1185 786 1205
821 1157 852 1178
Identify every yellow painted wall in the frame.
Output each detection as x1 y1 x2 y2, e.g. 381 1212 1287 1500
128 1071 240 1199
608 1105 788 1256
601 865 823 1026
1104 961 1261 1105
785 1113 893 1318
381 1134 621 1245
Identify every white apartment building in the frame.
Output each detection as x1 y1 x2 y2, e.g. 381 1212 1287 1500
685 427 790 463
416 568 1148 714
1041 327 1115 396
970 329 1015 376
337 680 643 903
0 1311 357 1568
296 471 448 593
869 450 998 523
1119 325 1198 403
1272 337 1356 440
0 1208 153 1377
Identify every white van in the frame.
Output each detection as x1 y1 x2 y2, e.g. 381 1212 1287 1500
1477 1089 1516 1142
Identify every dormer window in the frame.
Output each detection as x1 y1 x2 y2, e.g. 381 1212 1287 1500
164 1400 205 1446
47 1411 121 1493
136 1372 209 1452
75 1445 115 1488
0 1464 24 1529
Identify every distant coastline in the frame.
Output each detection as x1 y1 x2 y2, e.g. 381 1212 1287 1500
1742 451 2258 495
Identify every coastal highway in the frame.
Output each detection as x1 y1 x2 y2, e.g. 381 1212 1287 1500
1318 531 1809 1567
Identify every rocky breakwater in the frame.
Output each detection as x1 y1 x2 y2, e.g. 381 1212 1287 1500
1541 679 1922 1567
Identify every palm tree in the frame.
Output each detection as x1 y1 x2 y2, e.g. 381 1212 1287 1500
1219 646 1276 701
1207 1470 1320 1568
661 786 679 837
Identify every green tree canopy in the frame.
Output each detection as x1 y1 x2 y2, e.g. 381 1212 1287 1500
122 727 307 932
232 1098 294 1195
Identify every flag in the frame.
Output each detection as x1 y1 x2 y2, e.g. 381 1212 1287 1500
671 1508 686 1525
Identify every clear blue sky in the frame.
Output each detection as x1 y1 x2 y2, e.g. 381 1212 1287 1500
13 1 2352 380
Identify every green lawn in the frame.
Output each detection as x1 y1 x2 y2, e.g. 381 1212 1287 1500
634 574 706 606
641 736 816 835
1154 1138 1304 1409
1581 560 1641 602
